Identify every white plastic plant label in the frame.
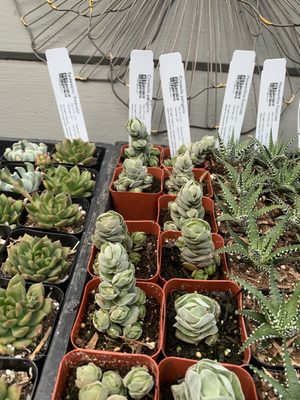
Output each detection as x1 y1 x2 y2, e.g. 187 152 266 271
129 50 154 136
159 52 191 157
218 50 256 144
255 58 286 146
45 47 89 141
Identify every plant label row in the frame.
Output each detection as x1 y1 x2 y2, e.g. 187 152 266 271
46 47 89 142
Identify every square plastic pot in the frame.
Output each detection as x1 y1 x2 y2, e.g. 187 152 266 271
110 167 163 220
71 278 164 360
162 279 251 366
159 357 258 400
51 349 159 400
88 220 161 283
117 144 164 167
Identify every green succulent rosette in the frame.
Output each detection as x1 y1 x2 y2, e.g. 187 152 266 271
123 366 154 400
0 377 22 400
0 194 23 229
3 140 48 162
52 139 96 166
0 163 41 193
113 159 153 193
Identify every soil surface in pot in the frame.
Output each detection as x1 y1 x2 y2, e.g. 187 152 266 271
92 235 157 280
74 292 160 356
159 208 213 231
160 379 178 400
161 239 223 281
62 364 155 400
165 290 243 364
0 369 34 399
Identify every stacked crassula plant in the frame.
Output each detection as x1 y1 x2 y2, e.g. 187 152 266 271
3 140 48 162
124 118 160 166
75 362 154 400
0 274 53 355
164 151 194 195
52 138 96 166
2 234 71 283
176 218 220 280
0 163 41 193
113 158 154 193
0 194 23 228
164 180 205 231
171 359 245 400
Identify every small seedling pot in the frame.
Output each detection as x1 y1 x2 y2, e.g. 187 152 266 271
117 144 164 167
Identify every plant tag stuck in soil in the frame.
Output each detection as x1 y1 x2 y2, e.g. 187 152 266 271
129 50 154 137
159 52 191 157
218 50 255 145
255 58 286 146
45 47 89 142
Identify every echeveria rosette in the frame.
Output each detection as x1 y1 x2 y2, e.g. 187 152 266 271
92 211 132 251
174 292 221 345
75 363 102 389
0 377 22 400
0 274 53 355
102 370 127 396
43 165 95 197
2 233 70 284
123 366 154 400
113 159 153 193
176 218 220 280
52 138 96 166
0 163 41 193
0 194 23 229
78 381 108 400
3 140 48 162
25 191 83 230
165 151 194 195
171 359 245 400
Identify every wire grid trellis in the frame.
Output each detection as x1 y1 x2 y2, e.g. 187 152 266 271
14 0 300 135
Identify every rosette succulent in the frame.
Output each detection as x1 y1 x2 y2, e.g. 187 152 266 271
2 234 71 283
113 159 154 193
92 211 132 251
0 275 53 355
102 371 126 396
3 140 48 162
52 138 96 165
76 363 102 389
0 163 41 193
164 180 205 231
78 381 108 400
171 359 245 400
43 165 95 197
165 152 194 194
123 366 154 399
0 194 23 228
173 292 221 345
0 377 22 400
176 218 220 280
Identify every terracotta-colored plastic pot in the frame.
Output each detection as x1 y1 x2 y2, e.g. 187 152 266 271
110 167 163 220
159 357 258 400
88 220 161 283
51 349 159 400
157 194 217 233
162 279 251 366
158 231 228 285
117 144 164 167
71 278 164 360
163 167 213 197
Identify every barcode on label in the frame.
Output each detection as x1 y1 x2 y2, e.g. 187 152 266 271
169 76 180 101
267 82 279 107
137 74 147 99
59 72 71 98
233 74 246 100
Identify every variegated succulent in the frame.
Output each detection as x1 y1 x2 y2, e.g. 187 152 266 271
52 139 96 166
0 194 23 228
2 234 71 283
213 133 255 167
113 159 154 192
0 163 41 193
164 151 194 195
43 165 95 197
3 140 48 162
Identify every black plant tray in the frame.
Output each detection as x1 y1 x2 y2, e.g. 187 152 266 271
0 228 79 290
0 356 39 399
0 225 12 254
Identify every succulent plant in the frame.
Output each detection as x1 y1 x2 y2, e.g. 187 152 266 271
0 194 23 228
25 191 83 230
92 211 132 251
213 133 255 166
124 118 160 166
176 218 220 280
173 292 221 345
164 180 205 231
52 138 96 166
0 163 41 193
76 363 102 389
2 234 71 283
78 381 108 400
0 274 53 355
171 359 245 400
164 152 194 195
3 140 48 162
107 396 128 400
113 159 154 193
43 165 95 197
264 157 300 197
123 366 154 399
102 370 126 396
0 377 22 400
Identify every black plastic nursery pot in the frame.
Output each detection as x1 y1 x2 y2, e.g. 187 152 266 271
0 228 80 289
0 225 12 254
0 356 39 399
